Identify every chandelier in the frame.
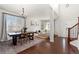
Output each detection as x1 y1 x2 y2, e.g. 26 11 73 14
21 8 27 32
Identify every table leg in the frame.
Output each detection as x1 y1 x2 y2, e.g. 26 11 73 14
12 36 17 45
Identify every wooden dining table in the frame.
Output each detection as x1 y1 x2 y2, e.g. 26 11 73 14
8 32 35 45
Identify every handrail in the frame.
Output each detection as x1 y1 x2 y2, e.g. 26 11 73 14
70 23 79 30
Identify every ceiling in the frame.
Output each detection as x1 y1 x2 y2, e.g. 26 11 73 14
0 4 51 18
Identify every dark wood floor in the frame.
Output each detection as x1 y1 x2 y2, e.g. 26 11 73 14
18 37 79 54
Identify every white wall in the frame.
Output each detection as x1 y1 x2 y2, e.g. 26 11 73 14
55 4 79 37
26 17 41 32
26 16 51 32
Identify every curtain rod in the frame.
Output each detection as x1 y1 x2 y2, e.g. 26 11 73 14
2 12 25 18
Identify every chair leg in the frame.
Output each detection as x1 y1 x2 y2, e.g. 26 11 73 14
20 39 23 45
19 37 31 45
23 38 26 43
25 38 28 43
27 37 30 43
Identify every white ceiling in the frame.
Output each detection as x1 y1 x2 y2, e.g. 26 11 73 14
0 4 51 18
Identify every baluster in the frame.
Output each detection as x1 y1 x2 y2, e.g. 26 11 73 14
77 25 79 39
75 26 77 38
68 28 70 44
74 27 75 38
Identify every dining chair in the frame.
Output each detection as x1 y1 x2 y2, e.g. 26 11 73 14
18 32 29 45
27 32 34 40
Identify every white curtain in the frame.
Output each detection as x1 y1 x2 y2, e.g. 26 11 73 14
0 14 25 41
0 14 7 41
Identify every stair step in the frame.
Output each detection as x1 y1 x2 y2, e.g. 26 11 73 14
70 40 79 50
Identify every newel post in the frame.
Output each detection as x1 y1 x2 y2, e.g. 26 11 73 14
68 28 70 44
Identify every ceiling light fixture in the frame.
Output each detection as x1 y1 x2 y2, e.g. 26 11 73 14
22 8 27 31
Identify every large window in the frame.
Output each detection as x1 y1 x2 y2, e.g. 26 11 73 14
4 14 25 33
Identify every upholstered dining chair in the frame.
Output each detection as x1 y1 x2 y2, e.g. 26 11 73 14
18 32 29 45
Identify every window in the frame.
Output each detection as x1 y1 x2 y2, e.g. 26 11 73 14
4 14 25 33
41 20 50 33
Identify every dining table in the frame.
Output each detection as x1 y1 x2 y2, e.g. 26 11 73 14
8 32 35 45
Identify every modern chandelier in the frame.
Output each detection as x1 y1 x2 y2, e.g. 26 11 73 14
22 8 27 32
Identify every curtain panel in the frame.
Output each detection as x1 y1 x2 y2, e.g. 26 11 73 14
0 13 25 41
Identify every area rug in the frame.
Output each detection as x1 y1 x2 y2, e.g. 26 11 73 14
0 38 44 54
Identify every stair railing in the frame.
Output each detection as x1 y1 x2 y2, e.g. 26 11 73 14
68 23 79 44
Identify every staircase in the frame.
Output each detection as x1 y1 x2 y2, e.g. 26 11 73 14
68 17 79 51
68 23 79 44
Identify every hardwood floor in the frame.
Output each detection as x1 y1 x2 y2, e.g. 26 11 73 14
18 37 79 54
